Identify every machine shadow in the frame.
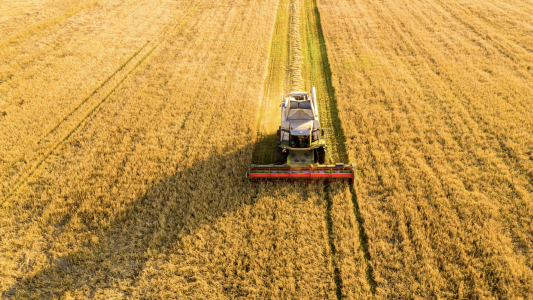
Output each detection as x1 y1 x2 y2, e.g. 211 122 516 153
4 143 263 298
251 132 278 165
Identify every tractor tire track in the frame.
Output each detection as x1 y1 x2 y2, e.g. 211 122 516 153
1 0 207 205
323 184 344 299
41 0 206 141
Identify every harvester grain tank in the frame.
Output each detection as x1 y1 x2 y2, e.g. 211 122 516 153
247 86 356 183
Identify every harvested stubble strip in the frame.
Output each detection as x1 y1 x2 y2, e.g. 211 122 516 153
0 0 337 297
252 0 290 165
318 0 533 297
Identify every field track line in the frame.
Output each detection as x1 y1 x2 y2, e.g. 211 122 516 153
0 0 102 51
43 0 207 139
43 41 151 138
304 0 377 293
0 46 157 206
323 185 343 299
1 0 207 205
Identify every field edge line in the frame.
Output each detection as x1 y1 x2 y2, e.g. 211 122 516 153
324 184 344 300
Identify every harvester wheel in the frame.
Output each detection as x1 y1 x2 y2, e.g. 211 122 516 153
316 147 326 164
275 141 288 164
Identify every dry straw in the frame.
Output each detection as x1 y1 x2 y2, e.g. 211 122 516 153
289 0 304 91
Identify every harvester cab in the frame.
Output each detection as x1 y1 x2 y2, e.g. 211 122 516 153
247 86 356 183
277 89 324 166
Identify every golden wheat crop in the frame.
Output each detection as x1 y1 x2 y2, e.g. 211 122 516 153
0 0 99 43
329 183 373 298
0 0 342 298
318 0 533 297
4 0 529 297
0 0 193 199
132 184 336 298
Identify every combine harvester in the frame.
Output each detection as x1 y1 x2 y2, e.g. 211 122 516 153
247 87 356 183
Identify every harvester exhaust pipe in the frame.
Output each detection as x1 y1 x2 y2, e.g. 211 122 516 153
311 86 317 115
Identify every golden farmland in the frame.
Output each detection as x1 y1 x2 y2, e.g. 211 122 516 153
319 0 533 297
1 0 532 299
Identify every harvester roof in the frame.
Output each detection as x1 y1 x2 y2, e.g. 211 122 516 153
290 119 313 136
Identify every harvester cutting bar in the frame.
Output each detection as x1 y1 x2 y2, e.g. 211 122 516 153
246 163 356 184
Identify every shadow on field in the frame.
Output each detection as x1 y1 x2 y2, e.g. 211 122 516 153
4 144 262 299
251 132 278 165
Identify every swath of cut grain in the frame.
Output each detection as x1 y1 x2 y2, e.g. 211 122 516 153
318 0 533 297
289 0 304 91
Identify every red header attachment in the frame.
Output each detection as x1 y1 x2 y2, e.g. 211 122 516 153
246 165 356 184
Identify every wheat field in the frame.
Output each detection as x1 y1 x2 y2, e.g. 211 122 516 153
1 0 532 298
319 0 533 297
